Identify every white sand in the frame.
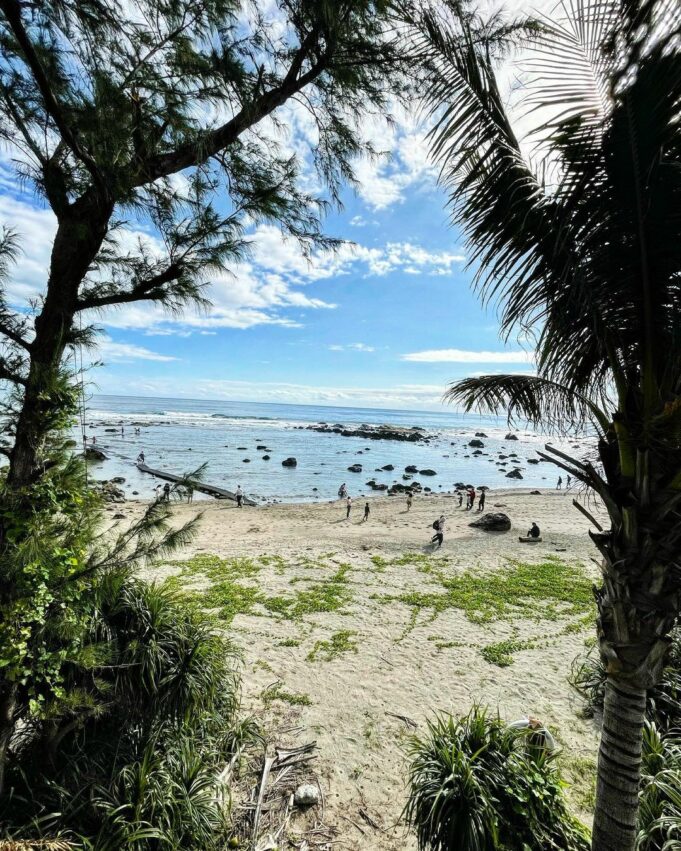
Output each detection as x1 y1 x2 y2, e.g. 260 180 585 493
126 486 606 849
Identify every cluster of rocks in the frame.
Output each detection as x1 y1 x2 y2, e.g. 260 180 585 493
96 479 126 503
301 422 430 443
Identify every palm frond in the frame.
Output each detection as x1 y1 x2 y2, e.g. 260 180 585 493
444 373 609 434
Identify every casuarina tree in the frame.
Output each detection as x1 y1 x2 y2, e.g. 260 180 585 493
402 0 681 849
0 0 404 798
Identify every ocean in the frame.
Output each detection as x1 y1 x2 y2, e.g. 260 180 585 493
76 395 586 503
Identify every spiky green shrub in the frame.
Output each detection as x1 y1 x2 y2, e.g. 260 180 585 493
404 706 590 851
637 723 681 850
570 627 681 730
2 578 255 849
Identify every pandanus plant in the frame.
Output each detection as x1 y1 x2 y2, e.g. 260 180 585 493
402 0 681 848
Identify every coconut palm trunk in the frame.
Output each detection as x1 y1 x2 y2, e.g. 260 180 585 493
401 0 681 846
593 680 647 849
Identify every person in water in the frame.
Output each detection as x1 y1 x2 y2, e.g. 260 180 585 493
527 522 541 538
236 485 243 508
338 483 347 499
137 451 145 464
362 502 370 522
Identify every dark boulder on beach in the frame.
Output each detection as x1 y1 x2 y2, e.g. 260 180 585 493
242 458 251 463
475 432 488 438
419 469 437 476
83 447 107 461
348 463 362 473
506 469 523 479
405 465 418 473
305 422 430 443
527 458 539 464
505 433 519 440
262 455 270 460
469 439 485 448
469 512 511 532
282 457 297 467
256 445 267 450
237 446 247 450
111 477 126 484
104 428 118 433
381 464 395 471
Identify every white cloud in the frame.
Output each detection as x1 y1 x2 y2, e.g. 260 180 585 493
402 348 535 363
99 376 451 411
328 343 375 352
96 338 179 363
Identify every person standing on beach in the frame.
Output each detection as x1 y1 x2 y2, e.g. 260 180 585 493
406 492 413 511
362 502 370 522
478 490 486 511
566 474 572 488
236 485 243 508
162 483 171 502
458 491 463 508
346 495 352 519
556 476 563 489
187 485 194 504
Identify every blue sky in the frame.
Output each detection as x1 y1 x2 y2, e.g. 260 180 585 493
1 78 535 411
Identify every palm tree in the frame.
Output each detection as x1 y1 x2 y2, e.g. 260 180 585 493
401 1 681 849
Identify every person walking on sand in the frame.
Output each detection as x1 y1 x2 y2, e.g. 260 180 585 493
406 492 413 511
362 502 370 522
431 514 445 548
478 489 486 511
236 485 243 508
566 474 572 488
346 495 352 519
556 476 562 489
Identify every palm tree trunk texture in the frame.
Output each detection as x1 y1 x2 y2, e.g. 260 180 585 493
591 678 647 851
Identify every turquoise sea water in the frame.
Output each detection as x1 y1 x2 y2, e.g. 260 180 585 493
78 395 589 503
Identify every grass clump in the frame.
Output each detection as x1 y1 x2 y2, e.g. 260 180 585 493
381 557 594 633
261 683 312 707
307 629 359 662
404 706 590 851
262 564 353 620
277 638 301 647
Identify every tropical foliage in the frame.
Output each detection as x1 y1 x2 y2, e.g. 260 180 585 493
404 706 590 851
403 0 681 847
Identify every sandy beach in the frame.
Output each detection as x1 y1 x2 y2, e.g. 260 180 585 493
124 486 607 849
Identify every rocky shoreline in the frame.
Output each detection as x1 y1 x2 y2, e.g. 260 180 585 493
299 422 431 442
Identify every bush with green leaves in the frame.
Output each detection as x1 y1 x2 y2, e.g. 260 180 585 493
570 627 681 731
404 706 590 851
637 723 681 850
2 576 255 849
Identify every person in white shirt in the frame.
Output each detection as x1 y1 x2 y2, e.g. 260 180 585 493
346 495 352 519
236 485 243 508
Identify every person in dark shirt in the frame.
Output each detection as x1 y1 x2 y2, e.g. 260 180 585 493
527 522 541 538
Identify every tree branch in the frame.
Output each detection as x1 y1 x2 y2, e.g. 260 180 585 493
0 358 26 386
75 263 182 311
0 0 105 192
133 25 329 186
0 319 30 351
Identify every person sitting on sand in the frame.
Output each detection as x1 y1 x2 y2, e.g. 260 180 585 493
431 515 445 547
236 485 243 508
362 502 370 522
406 493 413 511
346 495 352 519
478 490 486 511
527 522 540 538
